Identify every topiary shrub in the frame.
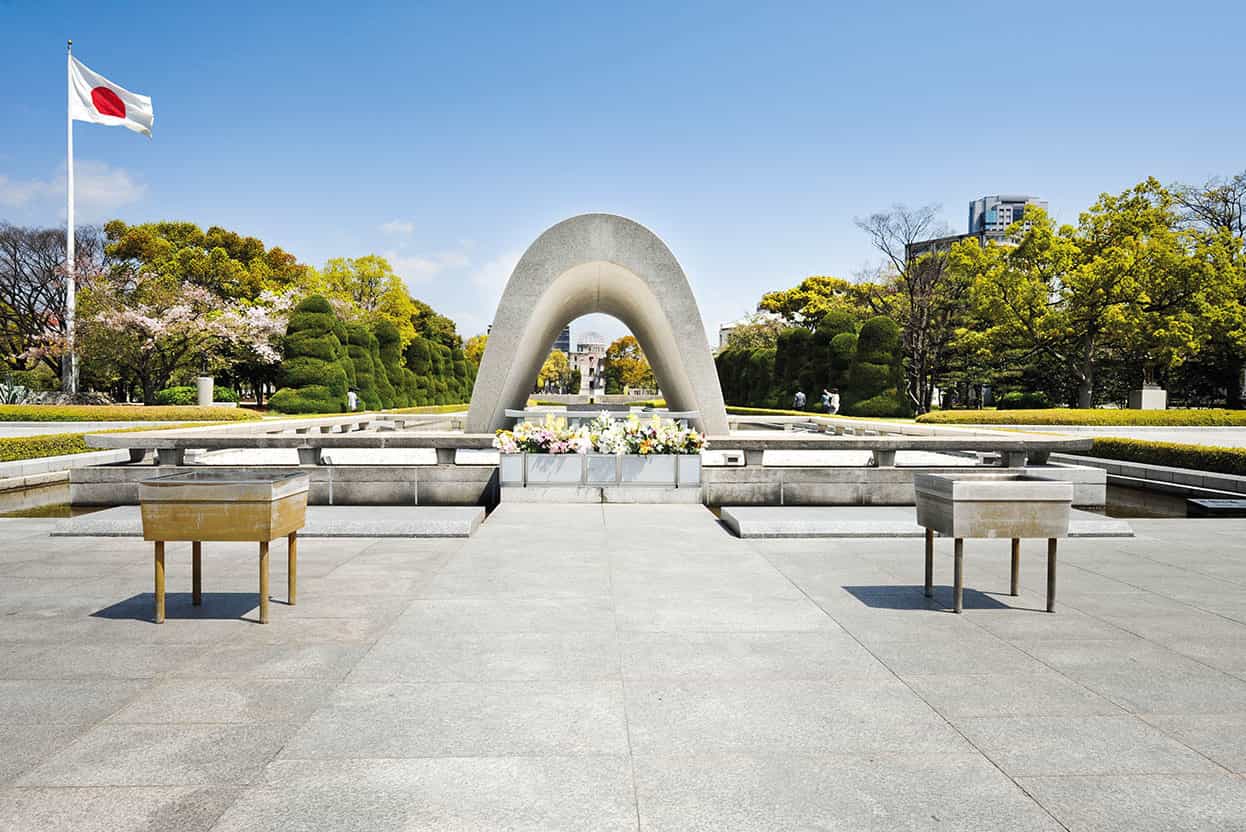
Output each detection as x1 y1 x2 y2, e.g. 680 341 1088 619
212 386 240 403
345 323 386 411
154 386 197 405
848 393 911 418
997 391 1052 410
846 316 910 417
372 321 405 407
269 295 349 413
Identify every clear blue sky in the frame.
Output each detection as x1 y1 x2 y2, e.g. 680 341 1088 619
3 0 1243 344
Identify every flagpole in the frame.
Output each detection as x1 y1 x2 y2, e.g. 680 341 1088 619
64 39 77 395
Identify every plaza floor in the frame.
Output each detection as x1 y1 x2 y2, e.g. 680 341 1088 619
2 504 1246 831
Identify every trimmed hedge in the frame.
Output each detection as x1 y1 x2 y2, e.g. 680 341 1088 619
155 386 240 405
997 391 1052 410
1084 437 1246 477
0 422 218 463
918 408 1246 427
270 295 350 414
725 405 912 420
388 403 471 414
0 405 259 422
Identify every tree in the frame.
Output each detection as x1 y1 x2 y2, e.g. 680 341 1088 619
0 224 103 374
958 181 1223 407
722 313 786 351
319 255 418 346
103 220 311 301
536 349 571 392
758 275 879 329
856 204 972 414
269 296 349 413
602 335 656 394
76 269 234 403
1172 170 1246 405
464 333 488 365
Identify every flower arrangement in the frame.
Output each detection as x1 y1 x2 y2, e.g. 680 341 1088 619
493 412 706 455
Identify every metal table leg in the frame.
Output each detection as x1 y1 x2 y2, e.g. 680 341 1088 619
924 528 934 598
287 531 298 606
1047 538 1057 613
154 540 165 624
192 541 202 606
1010 538 1020 596
259 540 270 624
953 538 964 613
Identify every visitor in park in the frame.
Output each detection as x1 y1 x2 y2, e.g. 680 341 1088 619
347 388 358 411
793 389 806 410
820 389 831 412
829 388 840 415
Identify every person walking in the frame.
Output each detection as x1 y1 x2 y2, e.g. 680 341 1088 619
793 390 806 410
347 388 359 411
820 389 831 413
828 388 841 415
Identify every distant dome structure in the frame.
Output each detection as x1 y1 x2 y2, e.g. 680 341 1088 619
577 330 606 349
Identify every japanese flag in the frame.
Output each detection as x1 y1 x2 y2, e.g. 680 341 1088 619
68 56 153 137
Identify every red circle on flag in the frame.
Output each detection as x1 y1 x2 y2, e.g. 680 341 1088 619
90 87 126 119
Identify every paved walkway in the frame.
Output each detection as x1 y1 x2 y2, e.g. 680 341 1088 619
2 505 1246 830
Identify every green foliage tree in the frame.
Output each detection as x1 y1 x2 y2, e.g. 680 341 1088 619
602 335 656 394
758 276 877 329
536 349 572 392
464 333 488 365
343 323 389 410
269 296 348 413
956 181 1226 407
318 255 418 346
103 220 312 301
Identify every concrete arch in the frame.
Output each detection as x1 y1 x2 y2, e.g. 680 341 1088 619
467 213 729 435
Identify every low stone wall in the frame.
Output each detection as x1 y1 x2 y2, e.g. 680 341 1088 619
70 460 1105 509
701 462 1105 509
71 463 499 508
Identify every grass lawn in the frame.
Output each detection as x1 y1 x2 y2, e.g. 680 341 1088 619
917 408 1246 427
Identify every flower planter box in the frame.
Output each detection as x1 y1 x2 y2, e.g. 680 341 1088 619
677 454 702 487
620 454 676 485
499 453 525 486
523 454 584 484
586 454 618 485
498 453 703 487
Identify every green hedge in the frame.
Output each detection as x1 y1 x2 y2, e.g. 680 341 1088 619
0 423 216 463
0 405 259 422
1084 437 1246 477
725 405 911 420
997 391 1052 410
154 386 240 405
388 403 470 414
918 408 1246 426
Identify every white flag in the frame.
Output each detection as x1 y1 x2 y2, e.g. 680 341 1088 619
68 56 153 137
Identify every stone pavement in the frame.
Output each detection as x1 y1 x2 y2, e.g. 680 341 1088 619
1 505 1246 830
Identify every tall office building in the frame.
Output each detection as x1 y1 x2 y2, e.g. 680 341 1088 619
968 195 1048 241
551 325 571 354
906 194 1047 261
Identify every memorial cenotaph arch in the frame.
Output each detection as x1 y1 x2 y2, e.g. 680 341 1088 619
466 213 731 435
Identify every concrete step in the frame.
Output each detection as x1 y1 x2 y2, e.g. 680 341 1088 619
52 505 485 538
720 506 1133 538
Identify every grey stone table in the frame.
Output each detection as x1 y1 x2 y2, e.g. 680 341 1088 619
914 473 1074 614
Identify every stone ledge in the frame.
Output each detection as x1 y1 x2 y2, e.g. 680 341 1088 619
720 506 1133 538
52 505 485 538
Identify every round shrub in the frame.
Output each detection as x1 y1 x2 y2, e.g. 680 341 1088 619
998 391 1052 410
154 386 197 406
